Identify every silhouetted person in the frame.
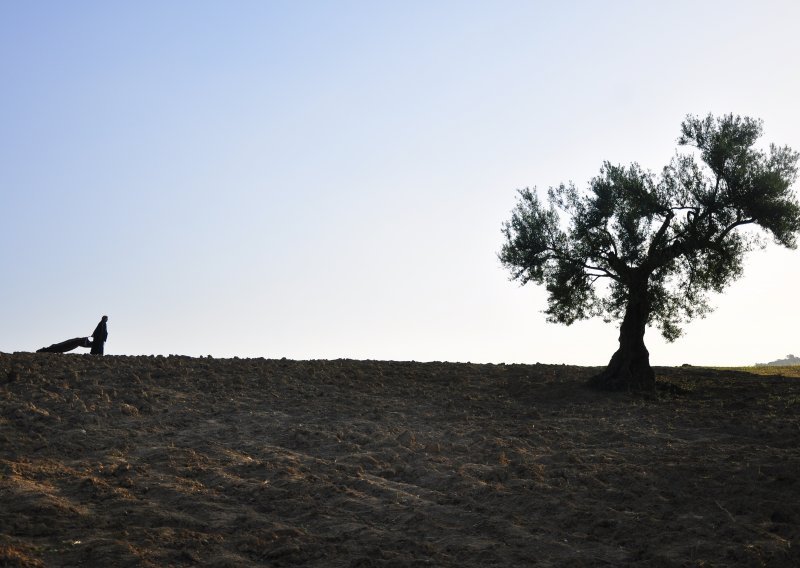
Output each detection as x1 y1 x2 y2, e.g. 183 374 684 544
90 315 109 355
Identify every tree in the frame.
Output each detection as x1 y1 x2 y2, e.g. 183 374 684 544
500 114 800 391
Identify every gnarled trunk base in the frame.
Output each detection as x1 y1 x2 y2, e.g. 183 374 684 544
590 276 655 391
588 344 655 391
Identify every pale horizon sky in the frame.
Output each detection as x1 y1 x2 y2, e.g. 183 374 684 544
2 1 799 366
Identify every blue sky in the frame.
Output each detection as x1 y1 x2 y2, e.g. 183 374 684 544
2 1 799 365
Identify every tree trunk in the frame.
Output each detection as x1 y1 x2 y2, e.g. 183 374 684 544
589 279 655 391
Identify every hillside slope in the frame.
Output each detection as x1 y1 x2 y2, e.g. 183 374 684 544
1 353 799 567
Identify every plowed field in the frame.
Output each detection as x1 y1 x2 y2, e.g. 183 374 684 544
1 353 798 566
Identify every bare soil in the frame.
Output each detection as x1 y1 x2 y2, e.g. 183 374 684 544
1 353 799 567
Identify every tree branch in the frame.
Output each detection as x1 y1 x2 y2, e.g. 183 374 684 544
647 210 675 258
716 218 755 244
601 226 619 257
542 247 622 282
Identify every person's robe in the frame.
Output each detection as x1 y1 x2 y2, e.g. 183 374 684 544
90 320 108 355
37 337 92 353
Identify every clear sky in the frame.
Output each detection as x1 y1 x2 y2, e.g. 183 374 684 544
2 1 799 366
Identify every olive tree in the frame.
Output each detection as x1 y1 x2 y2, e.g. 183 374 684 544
500 114 800 390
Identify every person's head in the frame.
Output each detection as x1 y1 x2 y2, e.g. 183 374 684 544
102 315 108 322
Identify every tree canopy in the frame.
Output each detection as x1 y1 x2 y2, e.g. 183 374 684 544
500 113 800 390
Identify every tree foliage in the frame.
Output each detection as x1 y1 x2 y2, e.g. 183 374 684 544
500 114 800 387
